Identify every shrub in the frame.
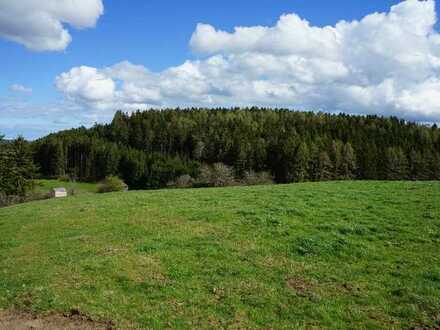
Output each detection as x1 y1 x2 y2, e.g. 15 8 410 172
0 192 51 208
168 174 194 188
197 164 213 187
197 163 236 187
242 170 274 186
98 176 127 193
58 174 71 182
212 163 236 187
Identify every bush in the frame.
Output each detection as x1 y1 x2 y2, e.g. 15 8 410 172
212 163 236 187
58 174 71 182
0 192 51 208
242 170 274 186
197 164 213 187
197 163 236 187
98 176 127 193
168 174 194 188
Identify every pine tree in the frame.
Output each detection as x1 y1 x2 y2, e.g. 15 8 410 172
0 137 37 196
193 141 205 160
111 111 129 145
428 151 440 180
360 143 378 179
307 142 320 181
317 151 333 181
54 141 66 177
385 147 409 180
292 142 309 182
409 149 423 180
339 143 357 179
282 136 299 183
0 134 10 194
329 140 342 179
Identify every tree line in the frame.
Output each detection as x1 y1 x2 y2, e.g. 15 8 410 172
30 108 440 189
0 135 37 198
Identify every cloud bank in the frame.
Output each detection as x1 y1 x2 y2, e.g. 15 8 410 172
9 84 32 94
55 0 440 122
0 0 103 51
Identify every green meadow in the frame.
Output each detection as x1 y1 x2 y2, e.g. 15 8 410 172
0 181 439 329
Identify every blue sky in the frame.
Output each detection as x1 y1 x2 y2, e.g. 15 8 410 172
1 0 440 139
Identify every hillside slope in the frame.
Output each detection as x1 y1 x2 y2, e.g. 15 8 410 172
0 182 439 329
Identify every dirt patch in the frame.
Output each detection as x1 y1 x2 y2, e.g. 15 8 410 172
339 282 362 294
411 314 440 330
286 277 315 297
0 309 113 330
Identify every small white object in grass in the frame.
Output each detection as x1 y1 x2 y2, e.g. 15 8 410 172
52 188 67 198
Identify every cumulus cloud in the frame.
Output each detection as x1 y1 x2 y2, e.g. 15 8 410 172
55 66 115 103
0 0 103 51
9 84 32 94
55 0 440 122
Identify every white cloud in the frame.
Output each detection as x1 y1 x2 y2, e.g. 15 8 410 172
55 66 115 103
0 0 103 51
9 84 32 94
190 15 341 60
55 0 440 123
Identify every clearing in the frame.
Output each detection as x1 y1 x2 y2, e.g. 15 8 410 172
34 179 98 196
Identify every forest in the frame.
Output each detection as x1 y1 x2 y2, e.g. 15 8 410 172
28 108 440 190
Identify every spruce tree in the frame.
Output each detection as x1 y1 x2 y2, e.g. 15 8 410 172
292 142 309 182
317 151 333 181
409 149 423 180
361 143 378 179
54 141 66 177
329 140 342 179
339 143 357 179
0 137 37 196
429 151 440 180
282 136 299 183
385 147 409 180
0 134 9 194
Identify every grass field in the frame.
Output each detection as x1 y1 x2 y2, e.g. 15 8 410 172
0 181 439 329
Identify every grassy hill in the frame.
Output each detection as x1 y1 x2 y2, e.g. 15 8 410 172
0 181 439 329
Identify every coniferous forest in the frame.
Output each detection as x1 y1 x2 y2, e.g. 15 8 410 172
31 108 440 190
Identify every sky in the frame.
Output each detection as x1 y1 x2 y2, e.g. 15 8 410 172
1 0 440 139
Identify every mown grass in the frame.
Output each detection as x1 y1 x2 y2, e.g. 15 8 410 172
0 181 439 329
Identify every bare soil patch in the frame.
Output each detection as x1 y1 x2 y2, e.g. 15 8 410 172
286 277 315 297
0 309 113 330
